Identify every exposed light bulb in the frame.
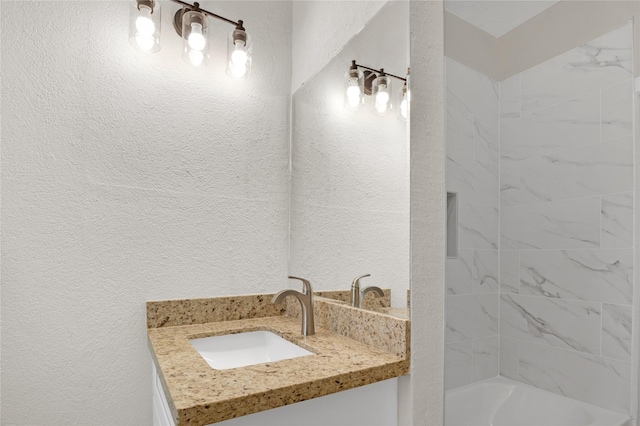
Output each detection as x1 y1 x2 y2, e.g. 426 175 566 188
400 99 408 119
188 50 204 66
400 100 408 118
375 86 390 105
375 100 389 114
374 77 390 114
231 41 248 66
228 63 247 78
400 87 410 119
226 25 251 79
346 85 361 108
136 35 155 51
227 40 248 77
129 1 160 53
188 22 206 51
136 6 155 36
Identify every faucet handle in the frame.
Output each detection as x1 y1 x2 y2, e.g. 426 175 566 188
288 276 313 295
351 274 371 287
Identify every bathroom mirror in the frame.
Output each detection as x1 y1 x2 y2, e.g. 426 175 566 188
288 1 410 311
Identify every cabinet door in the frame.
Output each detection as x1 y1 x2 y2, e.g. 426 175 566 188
217 378 398 426
152 363 176 426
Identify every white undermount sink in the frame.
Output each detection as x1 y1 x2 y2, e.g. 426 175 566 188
189 331 314 370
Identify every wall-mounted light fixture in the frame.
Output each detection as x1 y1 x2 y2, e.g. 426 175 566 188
345 60 410 119
399 77 410 120
129 0 252 79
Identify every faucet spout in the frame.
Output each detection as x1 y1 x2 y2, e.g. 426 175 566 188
271 276 315 336
350 274 371 307
272 289 301 304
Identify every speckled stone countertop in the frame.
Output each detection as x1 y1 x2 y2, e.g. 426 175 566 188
374 307 410 320
314 289 392 310
147 294 409 426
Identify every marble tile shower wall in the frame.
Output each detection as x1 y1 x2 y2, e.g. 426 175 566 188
444 57 500 390
498 23 635 414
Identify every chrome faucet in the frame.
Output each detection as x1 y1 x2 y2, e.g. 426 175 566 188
351 274 370 307
272 276 315 336
350 274 385 308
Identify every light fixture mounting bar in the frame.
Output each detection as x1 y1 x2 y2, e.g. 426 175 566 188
169 0 240 27
353 61 407 82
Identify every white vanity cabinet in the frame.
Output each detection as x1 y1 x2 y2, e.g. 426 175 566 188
153 363 398 426
153 363 176 426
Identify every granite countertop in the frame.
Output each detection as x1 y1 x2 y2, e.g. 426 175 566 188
374 307 410 320
148 295 410 426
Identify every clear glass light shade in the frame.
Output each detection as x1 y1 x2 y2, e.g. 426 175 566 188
182 10 210 67
372 75 392 115
399 81 410 120
226 28 252 79
344 69 364 109
129 0 161 53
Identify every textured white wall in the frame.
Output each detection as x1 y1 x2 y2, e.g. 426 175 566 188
1 1 292 424
633 69 640 425
409 0 445 424
290 1 409 309
291 0 386 92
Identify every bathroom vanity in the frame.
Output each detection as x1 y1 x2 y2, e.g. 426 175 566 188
147 294 410 425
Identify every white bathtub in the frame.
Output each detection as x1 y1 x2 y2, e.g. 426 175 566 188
445 377 631 426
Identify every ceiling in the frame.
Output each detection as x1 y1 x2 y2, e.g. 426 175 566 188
444 0 561 38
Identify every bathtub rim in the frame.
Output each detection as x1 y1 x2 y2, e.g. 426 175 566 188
444 375 632 426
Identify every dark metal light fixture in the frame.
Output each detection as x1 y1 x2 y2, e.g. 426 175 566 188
345 60 364 109
346 60 409 118
130 0 252 79
226 20 251 79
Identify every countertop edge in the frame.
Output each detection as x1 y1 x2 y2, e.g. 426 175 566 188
175 360 410 425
